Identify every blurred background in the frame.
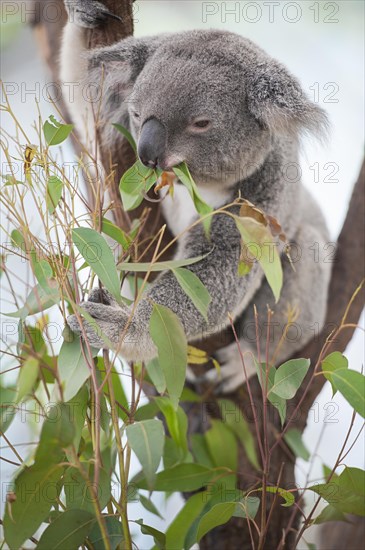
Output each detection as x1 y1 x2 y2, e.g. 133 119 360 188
1 1 364 547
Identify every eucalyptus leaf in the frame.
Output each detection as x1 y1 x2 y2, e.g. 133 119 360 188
309 467 365 516
260 486 295 507
321 351 348 396
72 227 121 301
173 163 213 234
235 216 283 302
88 516 124 550
43 115 73 146
5 283 60 319
146 357 166 394
284 428 310 461
165 492 208 550
58 335 91 402
126 419 165 490
149 303 187 409
46 175 63 213
136 463 219 492
196 502 236 542
322 368 365 418
119 160 161 211
270 358 310 400
36 509 95 550
16 356 39 403
101 217 131 250
172 267 211 321
113 123 137 153
3 464 63 550
117 252 210 272
0 385 16 433
218 399 260 470
155 398 188 459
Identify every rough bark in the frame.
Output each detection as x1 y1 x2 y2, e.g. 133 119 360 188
31 2 364 548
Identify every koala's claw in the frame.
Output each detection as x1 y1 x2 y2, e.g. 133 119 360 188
190 343 257 394
64 1 122 28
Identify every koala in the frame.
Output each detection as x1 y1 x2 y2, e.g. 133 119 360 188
62 0 331 393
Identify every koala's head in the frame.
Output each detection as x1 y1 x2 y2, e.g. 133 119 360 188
91 30 328 187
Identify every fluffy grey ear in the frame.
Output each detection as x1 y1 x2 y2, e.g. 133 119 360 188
86 35 166 128
246 60 329 139
88 35 166 82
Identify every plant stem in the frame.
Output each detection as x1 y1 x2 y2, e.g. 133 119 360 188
104 351 133 550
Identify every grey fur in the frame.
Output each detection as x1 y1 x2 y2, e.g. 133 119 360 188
63 1 331 392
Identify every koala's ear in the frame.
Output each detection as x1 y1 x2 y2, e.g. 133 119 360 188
246 60 329 139
88 35 165 84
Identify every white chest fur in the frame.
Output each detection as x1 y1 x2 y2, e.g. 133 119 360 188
161 183 232 237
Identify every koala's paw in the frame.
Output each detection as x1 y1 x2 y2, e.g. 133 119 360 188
197 342 256 394
64 0 122 28
67 288 132 349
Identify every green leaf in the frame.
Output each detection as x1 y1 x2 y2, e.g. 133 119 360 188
136 520 166 548
165 492 208 550
309 467 365 516
322 368 365 418
16 356 39 402
101 217 130 250
43 115 73 146
112 123 137 153
99 360 130 421
255 362 286 425
46 175 63 213
196 502 236 542
35 403 75 465
270 358 310 400
155 398 188 459
36 509 94 550
173 163 213 234
172 267 211 321
136 464 219 492
313 504 348 524
118 253 209 273
284 428 310 461
58 336 91 401
146 357 166 394
218 399 260 470
0 385 16 433
322 351 348 395
30 251 55 293
190 434 215 468
5 283 60 319
64 466 111 514
72 227 121 301
88 516 124 550
205 420 238 473
260 486 295 507
149 303 187 409
119 160 161 211
67 386 89 453
3 464 63 550
126 419 165 490
235 216 283 302
139 494 164 519
10 228 25 250
234 496 260 519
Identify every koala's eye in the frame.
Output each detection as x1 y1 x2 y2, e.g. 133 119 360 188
189 118 211 133
132 111 140 119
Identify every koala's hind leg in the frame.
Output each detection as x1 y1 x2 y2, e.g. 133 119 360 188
203 223 332 394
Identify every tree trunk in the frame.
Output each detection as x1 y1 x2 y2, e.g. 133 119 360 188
31 2 365 547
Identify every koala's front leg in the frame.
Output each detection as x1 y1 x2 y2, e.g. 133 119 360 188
63 0 122 28
67 289 157 361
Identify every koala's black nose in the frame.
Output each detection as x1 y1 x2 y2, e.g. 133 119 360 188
138 118 166 169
